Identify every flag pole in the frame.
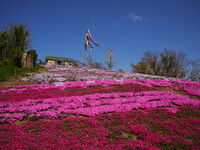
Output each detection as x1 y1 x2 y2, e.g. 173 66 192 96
78 50 89 67
78 51 84 66
85 50 87 64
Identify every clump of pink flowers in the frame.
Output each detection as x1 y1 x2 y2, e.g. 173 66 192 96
0 65 199 149
0 106 199 149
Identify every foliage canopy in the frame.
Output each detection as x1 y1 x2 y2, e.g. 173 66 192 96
0 24 31 68
131 49 199 81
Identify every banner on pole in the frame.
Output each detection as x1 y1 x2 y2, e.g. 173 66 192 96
84 28 99 51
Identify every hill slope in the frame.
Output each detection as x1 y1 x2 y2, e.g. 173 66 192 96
0 65 199 149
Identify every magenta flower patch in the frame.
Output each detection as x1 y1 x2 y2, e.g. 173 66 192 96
0 65 199 149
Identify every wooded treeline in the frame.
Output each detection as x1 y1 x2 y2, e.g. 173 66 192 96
131 49 200 81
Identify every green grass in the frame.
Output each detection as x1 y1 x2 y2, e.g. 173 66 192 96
0 65 15 81
0 64 43 81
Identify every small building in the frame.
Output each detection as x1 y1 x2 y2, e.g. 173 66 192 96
45 56 71 65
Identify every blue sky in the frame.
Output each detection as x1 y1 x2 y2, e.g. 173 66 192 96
1 0 200 72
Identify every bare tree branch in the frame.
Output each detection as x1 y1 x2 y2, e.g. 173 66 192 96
105 49 116 70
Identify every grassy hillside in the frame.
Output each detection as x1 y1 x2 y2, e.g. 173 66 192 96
0 65 46 87
0 65 199 149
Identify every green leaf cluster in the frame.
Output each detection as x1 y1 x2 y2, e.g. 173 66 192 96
0 24 30 68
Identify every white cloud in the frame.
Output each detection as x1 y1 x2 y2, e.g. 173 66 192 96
128 13 144 21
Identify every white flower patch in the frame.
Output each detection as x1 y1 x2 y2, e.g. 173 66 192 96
86 81 95 84
22 72 66 84
116 79 124 82
54 82 64 86
21 65 180 84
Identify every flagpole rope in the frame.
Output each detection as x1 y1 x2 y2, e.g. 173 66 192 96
78 51 85 66
78 50 90 67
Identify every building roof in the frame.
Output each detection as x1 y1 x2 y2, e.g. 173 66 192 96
45 56 71 62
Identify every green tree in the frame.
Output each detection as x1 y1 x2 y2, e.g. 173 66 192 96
0 30 11 66
131 49 189 79
131 50 160 75
10 24 30 68
160 49 188 78
0 24 30 68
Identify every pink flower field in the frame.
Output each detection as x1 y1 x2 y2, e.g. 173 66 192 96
0 65 200 149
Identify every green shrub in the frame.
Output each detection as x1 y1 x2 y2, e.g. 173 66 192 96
0 65 15 81
0 64 42 81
